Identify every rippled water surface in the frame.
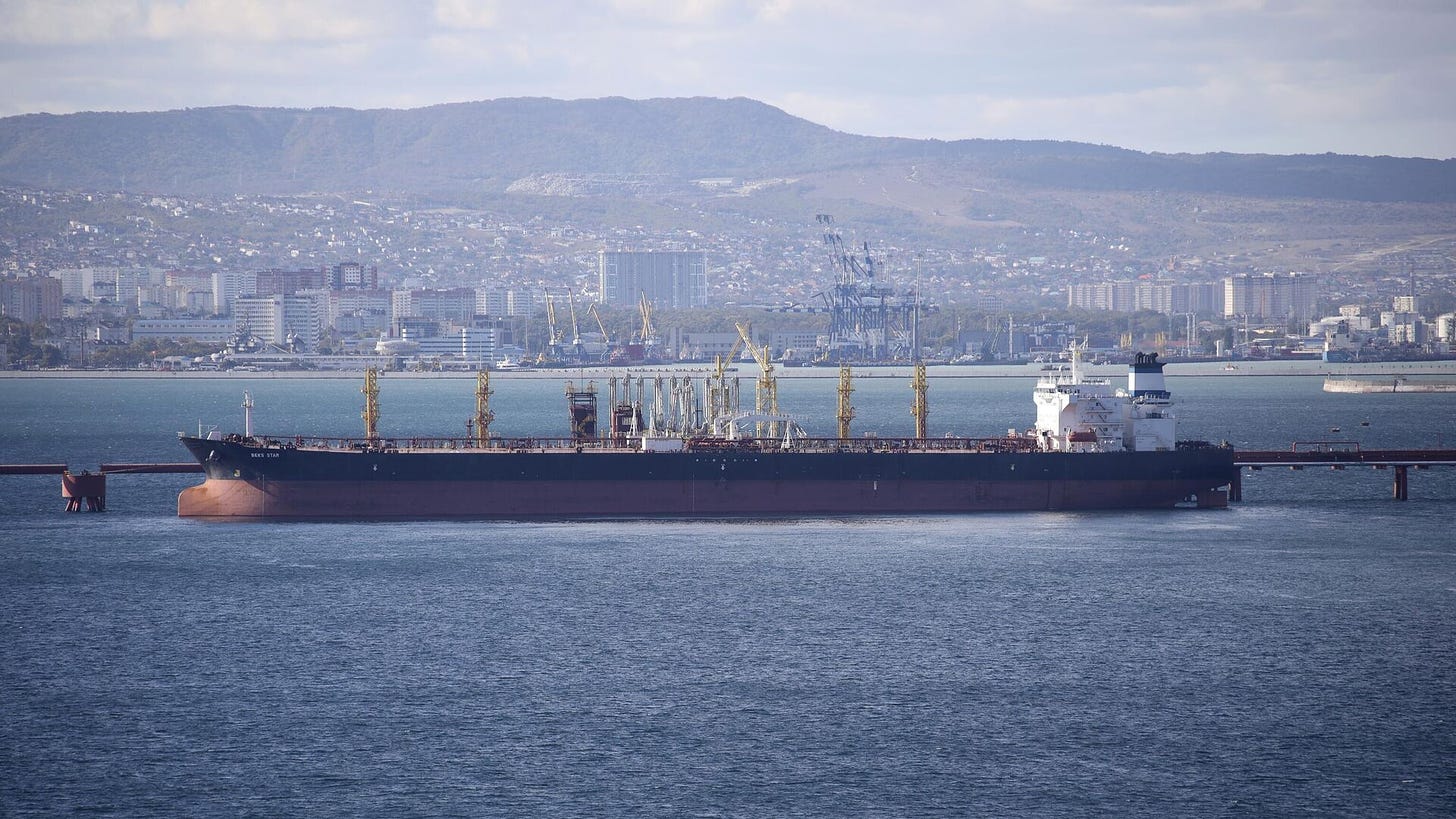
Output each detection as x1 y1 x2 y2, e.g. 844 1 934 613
2 373 1454 816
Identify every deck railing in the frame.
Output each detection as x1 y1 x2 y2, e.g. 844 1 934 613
229 433 1047 455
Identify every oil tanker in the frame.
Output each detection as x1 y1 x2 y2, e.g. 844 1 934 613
177 351 1235 520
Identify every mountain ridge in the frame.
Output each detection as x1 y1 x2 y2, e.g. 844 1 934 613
1 97 1450 203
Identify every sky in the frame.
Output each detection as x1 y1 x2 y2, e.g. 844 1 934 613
2 0 1454 159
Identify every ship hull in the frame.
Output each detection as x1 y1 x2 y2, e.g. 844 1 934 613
177 437 1235 520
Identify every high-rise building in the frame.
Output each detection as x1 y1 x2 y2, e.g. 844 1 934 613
231 294 323 351
212 271 257 315
1223 273 1317 321
255 268 329 296
328 289 392 336
598 251 707 308
475 286 545 318
329 262 379 290
1436 313 1455 343
1067 281 1221 316
114 268 163 308
476 286 510 317
49 268 94 300
392 288 476 330
1 275 63 322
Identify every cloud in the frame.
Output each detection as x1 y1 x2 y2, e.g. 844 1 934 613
143 0 393 42
433 0 502 30
0 0 145 45
0 0 398 45
0 0 1452 156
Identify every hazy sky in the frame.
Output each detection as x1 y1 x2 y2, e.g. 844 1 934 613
3 0 1453 158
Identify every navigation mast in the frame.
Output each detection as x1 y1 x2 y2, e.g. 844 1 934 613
473 370 494 445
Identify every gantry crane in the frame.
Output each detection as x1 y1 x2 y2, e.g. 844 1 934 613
764 214 931 363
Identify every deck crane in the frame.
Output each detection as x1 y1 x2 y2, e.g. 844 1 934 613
706 331 745 426
735 322 780 440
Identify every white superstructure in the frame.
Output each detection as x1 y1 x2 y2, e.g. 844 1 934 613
1033 347 1178 452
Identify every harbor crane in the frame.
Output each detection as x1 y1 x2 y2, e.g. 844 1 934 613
637 292 658 358
764 215 931 363
567 293 584 361
587 302 614 362
542 295 564 363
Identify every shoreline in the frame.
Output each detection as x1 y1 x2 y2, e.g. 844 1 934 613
5 359 1456 380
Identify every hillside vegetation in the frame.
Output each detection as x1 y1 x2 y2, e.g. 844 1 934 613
2 97 1453 276
2 97 1451 202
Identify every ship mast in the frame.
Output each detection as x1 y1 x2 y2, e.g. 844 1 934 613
473 370 494 445
241 390 254 438
911 362 929 439
362 366 380 441
837 364 854 439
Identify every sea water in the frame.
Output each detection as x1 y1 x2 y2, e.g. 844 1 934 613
2 372 1454 817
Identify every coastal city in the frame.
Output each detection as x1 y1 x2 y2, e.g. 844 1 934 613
2 185 1454 371
6 3 1456 816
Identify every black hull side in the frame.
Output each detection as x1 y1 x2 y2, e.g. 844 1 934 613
178 437 1236 520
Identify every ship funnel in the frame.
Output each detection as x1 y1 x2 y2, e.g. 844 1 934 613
1128 352 1170 399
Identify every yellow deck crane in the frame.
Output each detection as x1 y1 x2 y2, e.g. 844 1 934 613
736 322 779 439
911 362 929 439
362 366 380 441
838 364 854 439
468 369 494 446
706 331 745 426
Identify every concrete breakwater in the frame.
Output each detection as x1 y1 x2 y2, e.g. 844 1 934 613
1324 377 1456 393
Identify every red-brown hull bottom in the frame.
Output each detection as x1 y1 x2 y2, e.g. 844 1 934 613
178 477 1227 520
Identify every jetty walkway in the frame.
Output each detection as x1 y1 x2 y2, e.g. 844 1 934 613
1231 443 1456 501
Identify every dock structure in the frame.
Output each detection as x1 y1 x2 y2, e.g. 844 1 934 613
1231 444 1456 501
1 462 203 512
